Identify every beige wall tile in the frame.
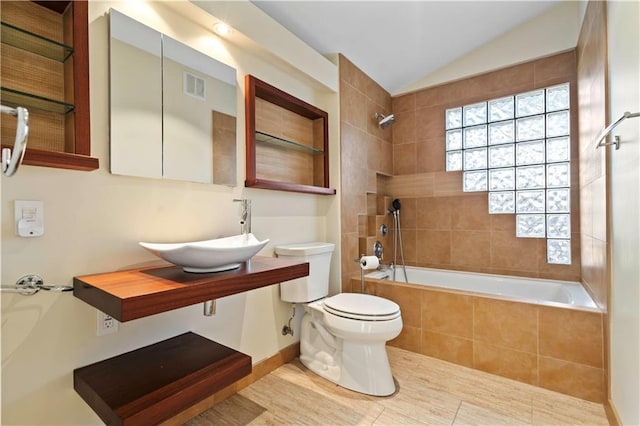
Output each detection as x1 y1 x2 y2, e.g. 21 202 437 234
533 50 577 87
451 194 490 231
393 143 417 175
478 62 535 97
389 325 422 353
415 105 445 140
451 231 491 268
490 231 539 271
539 306 603 368
380 140 394 176
432 172 464 197
339 54 368 93
399 228 417 265
417 197 452 230
396 197 417 228
490 213 515 231
474 298 538 353
341 122 367 169
422 290 473 338
416 137 445 173
416 230 451 265
538 356 604 403
474 342 538 385
384 285 423 328
392 93 416 113
422 331 473 368
392 110 416 144
340 80 367 129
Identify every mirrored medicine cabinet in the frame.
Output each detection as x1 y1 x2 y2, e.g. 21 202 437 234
109 9 237 185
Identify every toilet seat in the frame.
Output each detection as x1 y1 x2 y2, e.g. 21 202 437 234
323 293 401 321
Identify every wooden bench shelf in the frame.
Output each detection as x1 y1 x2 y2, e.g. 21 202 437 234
73 256 309 322
74 332 252 426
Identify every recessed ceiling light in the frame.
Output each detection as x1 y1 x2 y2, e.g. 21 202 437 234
213 22 232 37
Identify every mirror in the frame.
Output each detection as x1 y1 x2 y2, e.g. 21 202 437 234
109 9 237 185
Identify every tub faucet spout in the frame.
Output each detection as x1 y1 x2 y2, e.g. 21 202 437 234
233 199 251 235
378 262 394 272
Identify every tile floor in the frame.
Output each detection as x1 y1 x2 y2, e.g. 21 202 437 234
185 346 609 425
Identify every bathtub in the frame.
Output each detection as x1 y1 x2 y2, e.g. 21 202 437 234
366 266 597 310
360 265 604 402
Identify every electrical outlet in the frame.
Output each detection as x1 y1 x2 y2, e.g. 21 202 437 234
97 310 119 336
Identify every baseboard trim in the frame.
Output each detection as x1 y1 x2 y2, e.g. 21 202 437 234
604 398 622 426
161 342 301 425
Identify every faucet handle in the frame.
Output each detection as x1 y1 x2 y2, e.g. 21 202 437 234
232 198 251 234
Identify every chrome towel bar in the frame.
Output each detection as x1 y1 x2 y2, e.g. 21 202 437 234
0 275 73 295
595 111 640 150
1 104 29 176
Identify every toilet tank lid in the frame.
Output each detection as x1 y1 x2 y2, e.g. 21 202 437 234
274 242 335 256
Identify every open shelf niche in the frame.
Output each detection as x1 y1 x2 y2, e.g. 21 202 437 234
0 0 98 171
245 75 335 195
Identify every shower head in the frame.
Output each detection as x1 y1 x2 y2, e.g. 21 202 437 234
374 112 395 128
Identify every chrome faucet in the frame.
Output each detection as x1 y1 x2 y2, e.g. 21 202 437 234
233 198 251 235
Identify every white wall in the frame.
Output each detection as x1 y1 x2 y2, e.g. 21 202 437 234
607 1 640 424
397 1 580 95
0 1 339 424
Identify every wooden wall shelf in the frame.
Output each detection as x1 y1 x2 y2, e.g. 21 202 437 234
74 332 252 425
0 1 98 171
245 75 335 195
73 256 309 322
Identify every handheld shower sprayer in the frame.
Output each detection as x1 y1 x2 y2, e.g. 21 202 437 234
374 112 395 128
387 198 401 215
387 198 408 283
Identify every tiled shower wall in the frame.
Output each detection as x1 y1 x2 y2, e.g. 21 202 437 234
339 55 393 292
576 0 610 403
382 51 581 281
577 1 608 311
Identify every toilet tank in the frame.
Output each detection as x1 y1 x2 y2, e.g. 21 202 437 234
275 242 335 303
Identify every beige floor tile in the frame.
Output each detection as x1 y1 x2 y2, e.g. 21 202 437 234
531 387 609 425
378 374 461 425
453 401 531 425
401 348 533 423
373 407 429 425
185 345 609 426
184 394 275 426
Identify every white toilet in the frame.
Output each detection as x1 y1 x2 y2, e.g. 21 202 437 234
275 242 403 396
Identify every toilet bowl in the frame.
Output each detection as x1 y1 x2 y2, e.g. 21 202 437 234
275 242 403 396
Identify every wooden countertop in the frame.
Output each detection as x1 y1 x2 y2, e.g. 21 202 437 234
73 256 309 322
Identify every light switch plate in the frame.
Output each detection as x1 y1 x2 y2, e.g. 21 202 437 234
15 200 44 237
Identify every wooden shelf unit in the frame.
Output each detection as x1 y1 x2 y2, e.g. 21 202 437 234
73 256 309 322
0 0 98 171
245 75 335 195
74 332 252 426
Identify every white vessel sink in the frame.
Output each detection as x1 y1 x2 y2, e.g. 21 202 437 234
139 233 269 273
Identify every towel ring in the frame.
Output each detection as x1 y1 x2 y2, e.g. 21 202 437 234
1 104 29 177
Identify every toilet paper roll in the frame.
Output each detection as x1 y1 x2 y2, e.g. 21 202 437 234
360 255 379 270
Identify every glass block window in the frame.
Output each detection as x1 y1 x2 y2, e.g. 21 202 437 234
444 82 571 264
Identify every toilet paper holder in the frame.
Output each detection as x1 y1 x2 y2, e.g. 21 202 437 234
355 253 383 294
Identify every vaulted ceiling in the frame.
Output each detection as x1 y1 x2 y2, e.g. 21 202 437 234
250 1 563 94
